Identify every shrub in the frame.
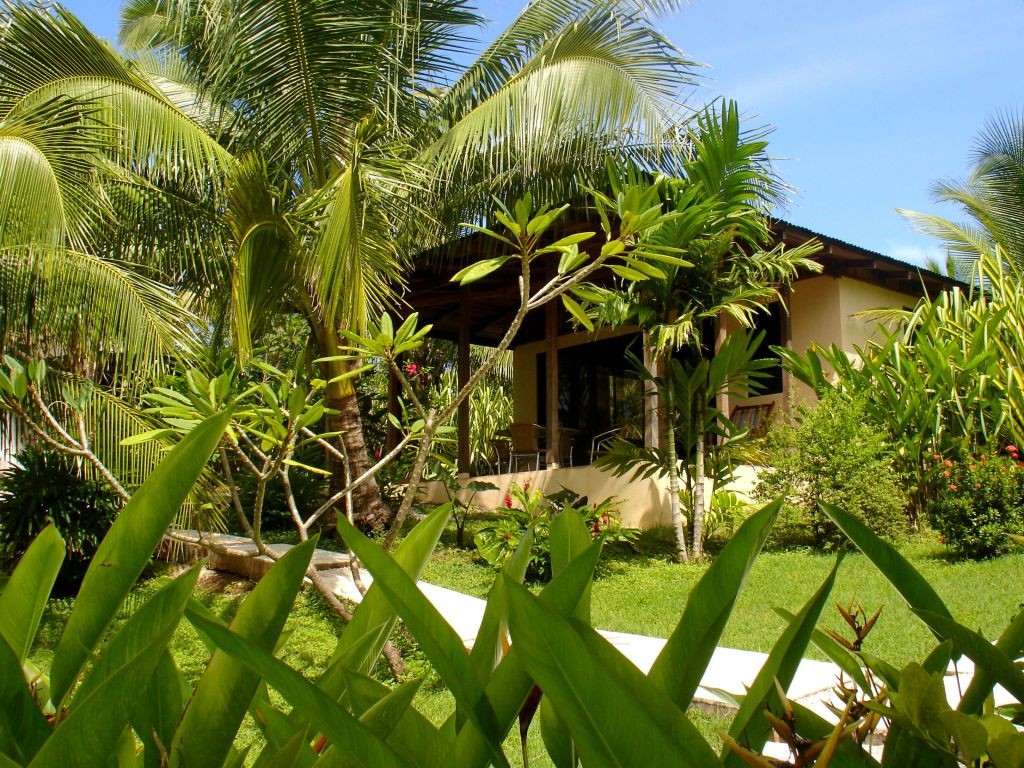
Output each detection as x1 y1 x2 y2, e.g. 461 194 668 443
0 446 120 591
474 483 635 581
929 449 1024 558
755 391 907 550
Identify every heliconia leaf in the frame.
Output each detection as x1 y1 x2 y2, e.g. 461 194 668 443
441 542 603 768
723 555 842 767
336 517 506 761
258 730 307 768
549 508 593 622
959 606 1024 713
0 634 51 764
131 649 188 768
0 525 64 662
505 579 724 768
818 502 954 641
339 668 450 768
50 410 231 704
649 499 781 708
29 567 200 768
914 610 1024 705
774 607 869 693
171 538 316 768
321 505 451 688
185 611 407 768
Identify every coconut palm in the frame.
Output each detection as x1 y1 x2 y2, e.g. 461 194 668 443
901 111 1024 269
0 3 235 488
116 0 702 528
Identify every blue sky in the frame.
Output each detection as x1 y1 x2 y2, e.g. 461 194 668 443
63 0 1024 267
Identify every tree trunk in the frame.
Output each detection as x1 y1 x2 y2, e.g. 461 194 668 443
692 428 705 560
316 321 393 533
663 358 689 563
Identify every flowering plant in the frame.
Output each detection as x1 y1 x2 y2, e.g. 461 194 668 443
929 448 1024 558
474 482 634 580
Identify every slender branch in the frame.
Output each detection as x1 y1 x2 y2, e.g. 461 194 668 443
387 359 427 419
221 450 254 537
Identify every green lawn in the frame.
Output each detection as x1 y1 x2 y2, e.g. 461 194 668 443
422 527 1024 669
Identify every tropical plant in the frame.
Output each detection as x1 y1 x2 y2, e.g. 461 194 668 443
0 446 120 592
474 482 633 580
929 449 1024 559
588 103 821 562
111 0 703 532
900 111 1024 268
755 391 907 550
779 251 1024 526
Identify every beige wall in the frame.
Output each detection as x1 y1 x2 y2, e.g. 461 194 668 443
420 463 763 529
838 278 915 350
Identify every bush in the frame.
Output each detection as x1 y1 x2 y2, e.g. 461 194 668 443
0 447 120 591
755 391 907 550
474 483 636 581
929 449 1024 558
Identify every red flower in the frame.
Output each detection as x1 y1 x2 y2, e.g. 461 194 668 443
944 459 954 468
933 454 941 460
601 515 609 525
943 470 951 478
592 521 600 535
522 480 531 492
503 492 513 509
949 483 958 491
403 362 420 377
1008 445 1019 454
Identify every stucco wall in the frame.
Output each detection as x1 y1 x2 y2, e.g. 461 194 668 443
838 278 915 350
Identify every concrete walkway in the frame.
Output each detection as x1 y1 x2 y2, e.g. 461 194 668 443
172 531 1005 756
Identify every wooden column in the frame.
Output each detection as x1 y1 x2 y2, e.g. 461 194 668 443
780 286 794 405
545 266 560 468
643 336 659 450
458 289 471 475
714 318 729 435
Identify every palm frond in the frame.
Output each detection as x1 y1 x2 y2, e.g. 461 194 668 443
0 245 202 380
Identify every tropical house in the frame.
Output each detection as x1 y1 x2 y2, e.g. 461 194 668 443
405 221 959 527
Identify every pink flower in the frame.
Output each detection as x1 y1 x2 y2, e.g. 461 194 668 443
1008 445 1019 454
403 362 420 377
943 470 951 478
944 459 954 468
949 484 958 492
933 454 941 461
522 480 531 492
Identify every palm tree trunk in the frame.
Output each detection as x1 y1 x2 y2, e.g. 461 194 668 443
663 357 689 563
316 322 392 532
692 428 705 560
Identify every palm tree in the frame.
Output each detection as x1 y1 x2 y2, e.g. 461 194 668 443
0 3 232 483
117 0 702 528
593 104 821 561
901 111 1024 268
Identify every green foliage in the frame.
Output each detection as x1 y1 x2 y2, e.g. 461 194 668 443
474 484 635 581
756 391 908 550
0 448 120 592
929 450 1024 559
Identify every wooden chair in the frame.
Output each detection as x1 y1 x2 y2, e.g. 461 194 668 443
729 402 776 437
509 422 542 472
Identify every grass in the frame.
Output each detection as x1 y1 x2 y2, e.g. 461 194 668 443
422 523 1024 670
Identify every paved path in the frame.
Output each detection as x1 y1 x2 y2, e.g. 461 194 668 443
172 531 1005 756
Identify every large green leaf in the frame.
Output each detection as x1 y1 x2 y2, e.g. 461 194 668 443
131 649 188 768
648 499 781 708
818 502 953 639
505 578 723 768
322 504 451 689
0 524 64 663
723 555 841 767
29 566 200 768
50 411 230 704
0 634 51 764
914 610 1024 705
340 668 450 768
959 606 1024 714
442 541 604 768
171 537 316 768
336 516 504 757
186 610 407 768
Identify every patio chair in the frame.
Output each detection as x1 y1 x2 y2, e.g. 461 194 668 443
509 422 542 472
589 425 626 463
